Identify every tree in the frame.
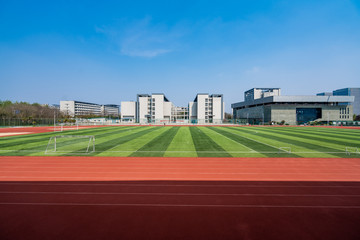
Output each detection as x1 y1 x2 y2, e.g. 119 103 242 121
224 112 233 119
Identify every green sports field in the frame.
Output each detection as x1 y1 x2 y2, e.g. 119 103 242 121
0 126 359 158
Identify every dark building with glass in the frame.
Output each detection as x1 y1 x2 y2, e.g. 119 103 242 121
232 88 355 125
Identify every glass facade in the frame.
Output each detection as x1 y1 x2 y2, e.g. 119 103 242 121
296 108 322 124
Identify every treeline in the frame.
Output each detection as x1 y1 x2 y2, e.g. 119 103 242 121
0 100 63 119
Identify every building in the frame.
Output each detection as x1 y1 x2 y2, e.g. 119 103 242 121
60 101 119 117
189 94 225 124
136 94 174 124
120 101 136 122
121 94 176 124
318 88 360 115
60 101 102 117
102 104 120 117
232 88 355 125
120 93 225 124
172 106 189 123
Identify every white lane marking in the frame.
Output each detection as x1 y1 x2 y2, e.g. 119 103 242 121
0 202 359 208
1 191 360 197
1 183 360 188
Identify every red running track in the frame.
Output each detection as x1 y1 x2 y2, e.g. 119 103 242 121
1 156 360 240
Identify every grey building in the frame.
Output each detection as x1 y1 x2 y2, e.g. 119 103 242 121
232 88 355 125
102 104 120 117
333 88 360 115
317 88 360 115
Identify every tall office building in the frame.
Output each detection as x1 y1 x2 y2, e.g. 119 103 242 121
189 94 224 124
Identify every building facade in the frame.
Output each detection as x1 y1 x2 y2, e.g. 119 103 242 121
189 94 224 124
102 104 120 117
232 88 355 125
60 101 119 117
120 101 136 122
121 93 224 124
318 88 360 115
135 93 174 124
60 101 102 117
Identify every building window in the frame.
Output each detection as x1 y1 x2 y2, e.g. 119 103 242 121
205 98 208 102
152 98 155 102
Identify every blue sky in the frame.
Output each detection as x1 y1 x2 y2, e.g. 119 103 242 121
1 0 360 112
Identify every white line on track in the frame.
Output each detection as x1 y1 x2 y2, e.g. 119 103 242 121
1 191 359 197
2 166 359 170
0 183 359 188
0 150 351 154
1 170 360 175
0 202 359 208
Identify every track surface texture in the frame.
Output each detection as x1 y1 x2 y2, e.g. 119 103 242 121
1 156 360 240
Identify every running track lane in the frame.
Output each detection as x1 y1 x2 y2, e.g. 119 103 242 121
1 156 360 240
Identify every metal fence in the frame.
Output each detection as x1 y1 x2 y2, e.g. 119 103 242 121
0 118 57 127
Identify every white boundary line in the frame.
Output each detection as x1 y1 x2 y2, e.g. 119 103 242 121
1 183 359 188
1 191 360 197
0 202 359 208
222 127 293 153
202 127 256 152
0 150 349 154
1 170 360 175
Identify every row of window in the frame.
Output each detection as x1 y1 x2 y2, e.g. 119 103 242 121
339 107 349 114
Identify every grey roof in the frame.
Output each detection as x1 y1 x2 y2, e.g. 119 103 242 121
231 95 355 109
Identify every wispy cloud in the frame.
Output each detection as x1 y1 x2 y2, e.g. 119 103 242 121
245 66 260 74
96 17 185 58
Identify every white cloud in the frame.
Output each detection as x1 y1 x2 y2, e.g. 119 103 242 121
245 66 260 74
96 17 185 58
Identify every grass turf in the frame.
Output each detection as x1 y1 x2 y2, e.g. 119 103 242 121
0 126 359 158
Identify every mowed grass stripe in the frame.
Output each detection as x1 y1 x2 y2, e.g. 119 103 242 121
201 127 265 157
98 127 170 156
295 127 360 138
5 126 135 156
94 127 162 156
189 127 231 157
261 127 360 146
216 127 295 157
0 126 121 149
249 126 359 151
164 127 197 157
131 127 180 157
56 126 145 156
229 127 345 158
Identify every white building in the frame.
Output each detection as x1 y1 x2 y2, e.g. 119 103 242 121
60 101 102 117
189 94 225 124
172 106 189 123
136 93 174 124
120 101 136 122
60 101 119 117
